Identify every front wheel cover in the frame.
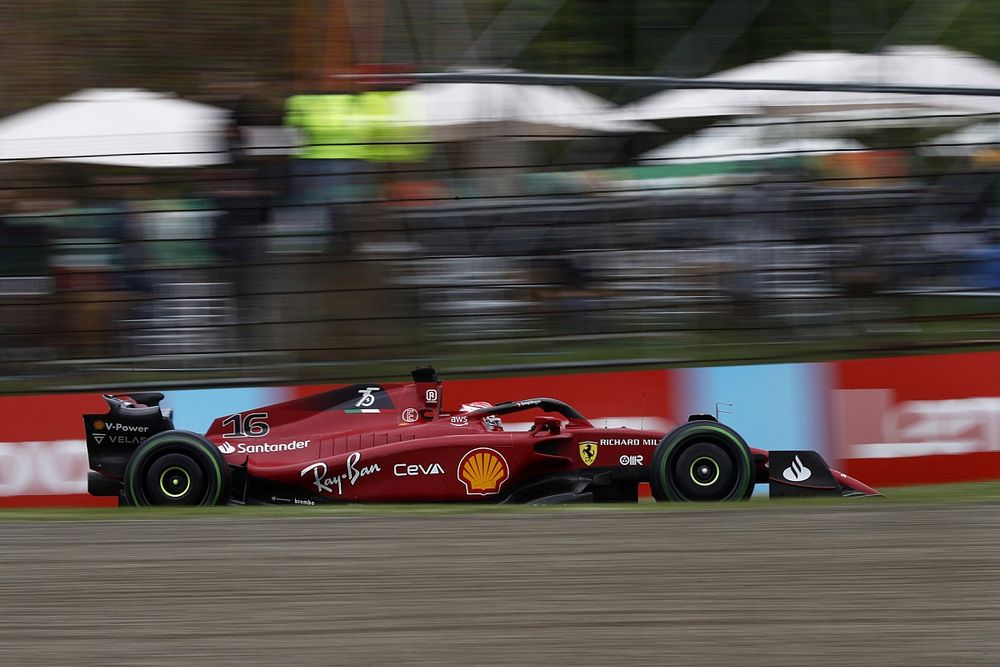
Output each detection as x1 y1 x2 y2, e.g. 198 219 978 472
650 422 754 502
123 430 230 507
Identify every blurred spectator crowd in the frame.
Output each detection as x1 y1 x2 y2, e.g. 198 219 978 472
1 80 1000 389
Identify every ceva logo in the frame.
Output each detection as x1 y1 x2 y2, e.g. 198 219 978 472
393 462 444 477
782 455 812 482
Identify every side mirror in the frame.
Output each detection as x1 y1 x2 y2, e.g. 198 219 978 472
532 415 561 435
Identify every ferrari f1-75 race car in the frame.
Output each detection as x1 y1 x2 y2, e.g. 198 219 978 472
83 368 878 506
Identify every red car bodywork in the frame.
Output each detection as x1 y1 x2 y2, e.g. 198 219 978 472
202 374 875 503
206 380 663 502
86 369 878 505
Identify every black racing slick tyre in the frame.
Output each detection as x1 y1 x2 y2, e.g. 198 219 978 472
123 430 230 507
649 421 754 502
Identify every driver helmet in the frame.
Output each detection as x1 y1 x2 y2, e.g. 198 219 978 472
460 401 504 431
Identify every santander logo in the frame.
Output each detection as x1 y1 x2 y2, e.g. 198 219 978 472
782 455 811 482
217 440 309 455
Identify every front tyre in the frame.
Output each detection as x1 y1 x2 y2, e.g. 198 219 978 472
123 430 230 506
650 421 754 502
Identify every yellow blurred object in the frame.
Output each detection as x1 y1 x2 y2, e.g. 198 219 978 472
817 149 910 186
357 90 430 163
284 94 368 160
971 149 1000 167
285 90 429 163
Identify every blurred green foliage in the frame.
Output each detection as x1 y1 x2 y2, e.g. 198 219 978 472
0 0 293 116
1 0 997 117
523 1 1000 83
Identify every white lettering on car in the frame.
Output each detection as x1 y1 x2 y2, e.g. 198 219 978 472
98 423 149 433
300 451 381 495
268 496 315 506
221 412 270 438
599 438 659 446
218 440 310 455
356 387 381 408
107 435 144 446
393 462 444 477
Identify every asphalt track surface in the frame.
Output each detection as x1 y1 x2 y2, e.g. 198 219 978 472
2 503 999 666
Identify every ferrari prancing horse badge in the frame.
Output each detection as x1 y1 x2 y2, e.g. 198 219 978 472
579 441 598 466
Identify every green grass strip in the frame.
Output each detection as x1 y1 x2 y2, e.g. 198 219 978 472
1 480 998 522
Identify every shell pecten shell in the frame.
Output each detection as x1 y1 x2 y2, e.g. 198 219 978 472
458 448 509 495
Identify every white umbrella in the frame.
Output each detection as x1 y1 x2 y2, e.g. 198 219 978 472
0 88 230 167
619 45 1000 123
640 121 867 164
921 119 1000 156
409 71 654 140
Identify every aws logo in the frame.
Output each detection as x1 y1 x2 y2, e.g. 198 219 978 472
458 448 509 495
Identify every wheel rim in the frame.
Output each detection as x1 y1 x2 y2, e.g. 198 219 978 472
689 456 720 487
137 449 208 505
159 466 192 499
667 438 742 501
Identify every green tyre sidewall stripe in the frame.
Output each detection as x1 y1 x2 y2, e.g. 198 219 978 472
656 423 753 502
126 431 224 506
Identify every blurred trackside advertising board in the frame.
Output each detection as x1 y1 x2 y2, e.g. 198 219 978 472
0 393 110 507
832 351 1000 487
2 354 998 507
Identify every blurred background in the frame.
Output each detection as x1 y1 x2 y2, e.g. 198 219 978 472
5 8 1000 660
2 0 1000 392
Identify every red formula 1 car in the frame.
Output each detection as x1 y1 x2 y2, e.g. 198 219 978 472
83 368 878 506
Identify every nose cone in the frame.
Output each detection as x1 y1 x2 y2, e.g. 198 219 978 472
830 468 881 497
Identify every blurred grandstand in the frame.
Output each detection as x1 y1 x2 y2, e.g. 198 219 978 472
1 1 999 392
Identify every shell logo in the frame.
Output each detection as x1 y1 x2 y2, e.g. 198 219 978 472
458 448 509 495
93 420 105 430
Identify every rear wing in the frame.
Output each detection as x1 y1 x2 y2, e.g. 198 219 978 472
83 393 174 480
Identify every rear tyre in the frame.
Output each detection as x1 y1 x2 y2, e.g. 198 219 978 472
650 421 754 502
123 430 230 507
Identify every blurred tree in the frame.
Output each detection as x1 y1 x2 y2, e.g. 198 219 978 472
510 0 1000 90
0 0 294 116
0 0 997 118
